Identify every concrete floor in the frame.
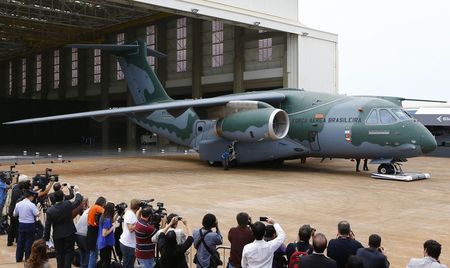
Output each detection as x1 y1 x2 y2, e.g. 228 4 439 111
1 154 449 267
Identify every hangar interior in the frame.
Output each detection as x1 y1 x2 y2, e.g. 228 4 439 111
0 0 338 149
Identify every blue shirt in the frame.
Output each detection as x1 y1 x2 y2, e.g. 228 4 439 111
193 228 223 268
0 181 8 205
97 218 114 250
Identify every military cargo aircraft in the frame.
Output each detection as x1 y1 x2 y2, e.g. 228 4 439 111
4 40 438 174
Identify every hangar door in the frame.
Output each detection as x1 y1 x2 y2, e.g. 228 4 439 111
298 37 338 94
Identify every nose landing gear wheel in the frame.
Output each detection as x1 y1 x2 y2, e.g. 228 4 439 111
378 163 395 174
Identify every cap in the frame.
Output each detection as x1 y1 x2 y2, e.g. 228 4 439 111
25 189 38 197
18 174 29 182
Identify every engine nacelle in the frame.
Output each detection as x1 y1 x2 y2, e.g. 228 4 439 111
216 108 290 142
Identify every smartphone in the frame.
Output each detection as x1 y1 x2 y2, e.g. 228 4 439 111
259 216 268 222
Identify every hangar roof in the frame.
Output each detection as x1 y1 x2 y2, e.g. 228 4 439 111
0 0 165 61
0 0 337 61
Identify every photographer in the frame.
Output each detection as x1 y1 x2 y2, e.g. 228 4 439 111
7 175 30 246
135 208 157 268
193 213 223 268
327 220 363 268
157 216 194 268
75 197 90 268
0 173 9 219
241 218 286 268
48 183 74 205
87 196 106 268
14 189 40 262
44 188 83 268
152 213 188 245
356 234 390 268
286 224 314 262
97 202 120 268
119 199 140 268
227 212 254 268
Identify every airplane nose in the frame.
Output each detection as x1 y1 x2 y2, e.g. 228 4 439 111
421 131 437 154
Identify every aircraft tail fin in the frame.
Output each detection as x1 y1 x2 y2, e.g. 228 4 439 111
67 40 171 105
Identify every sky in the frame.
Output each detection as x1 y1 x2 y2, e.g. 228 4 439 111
299 0 450 102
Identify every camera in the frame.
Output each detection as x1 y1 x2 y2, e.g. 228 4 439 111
115 202 128 218
139 199 155 209
0 165 19 185
32 168 59 191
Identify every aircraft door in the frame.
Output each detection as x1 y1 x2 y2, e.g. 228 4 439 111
308 131 321 151
194 121 207 149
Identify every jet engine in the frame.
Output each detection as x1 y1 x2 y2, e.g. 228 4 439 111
215 108 290 142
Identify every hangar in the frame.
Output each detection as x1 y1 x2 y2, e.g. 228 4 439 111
407 106 450 147
0 0 338 149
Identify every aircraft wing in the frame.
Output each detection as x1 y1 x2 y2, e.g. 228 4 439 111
3 91 286 125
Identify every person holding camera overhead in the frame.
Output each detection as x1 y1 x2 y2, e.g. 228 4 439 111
44 187 83 268
193 213 223 268
48 182 74 205
119 199 140 268
227 212 254 268
327 220 363 268
97 202 120 268
135 208 157 268
157 216 194 268
241 217 285 268
14 189 40 263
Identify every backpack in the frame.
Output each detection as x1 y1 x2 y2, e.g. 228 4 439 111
288 245 308 268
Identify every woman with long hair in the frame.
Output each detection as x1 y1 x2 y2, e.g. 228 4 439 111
97 202 118 268
157 217 193 268
25 239 51 268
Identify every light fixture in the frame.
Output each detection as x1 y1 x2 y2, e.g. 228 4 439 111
253 21 261 26
191 8 199 14
301 32 309 36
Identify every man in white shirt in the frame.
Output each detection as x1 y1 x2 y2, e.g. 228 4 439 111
75 199 90 268
241 218 285 268
119 199 140 268
407 240 447 268
13 189 39 262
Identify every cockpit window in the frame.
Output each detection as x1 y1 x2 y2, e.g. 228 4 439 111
391 109 410 120
366 109 378 125
379 109 397 124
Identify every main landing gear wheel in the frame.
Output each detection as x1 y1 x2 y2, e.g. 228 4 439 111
378 163 395 175
207 161 221 167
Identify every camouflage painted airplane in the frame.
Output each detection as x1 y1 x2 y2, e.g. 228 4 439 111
4 40 438 174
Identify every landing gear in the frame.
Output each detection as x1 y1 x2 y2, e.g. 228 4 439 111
377 163 403 175
208 160 220 167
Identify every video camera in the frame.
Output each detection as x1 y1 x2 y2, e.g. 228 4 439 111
0 165 19 185
138 199 167 229
115 202 128 218
32 168 59 191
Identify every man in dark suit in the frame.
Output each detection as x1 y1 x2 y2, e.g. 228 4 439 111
327 220 364 268
44 189 83 268
356 234 390 268
298 233 337 268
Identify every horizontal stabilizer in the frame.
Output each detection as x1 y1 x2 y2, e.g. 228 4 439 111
65 43 166 58
3 92 285 125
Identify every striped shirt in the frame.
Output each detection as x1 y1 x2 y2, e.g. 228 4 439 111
135 218 156 259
